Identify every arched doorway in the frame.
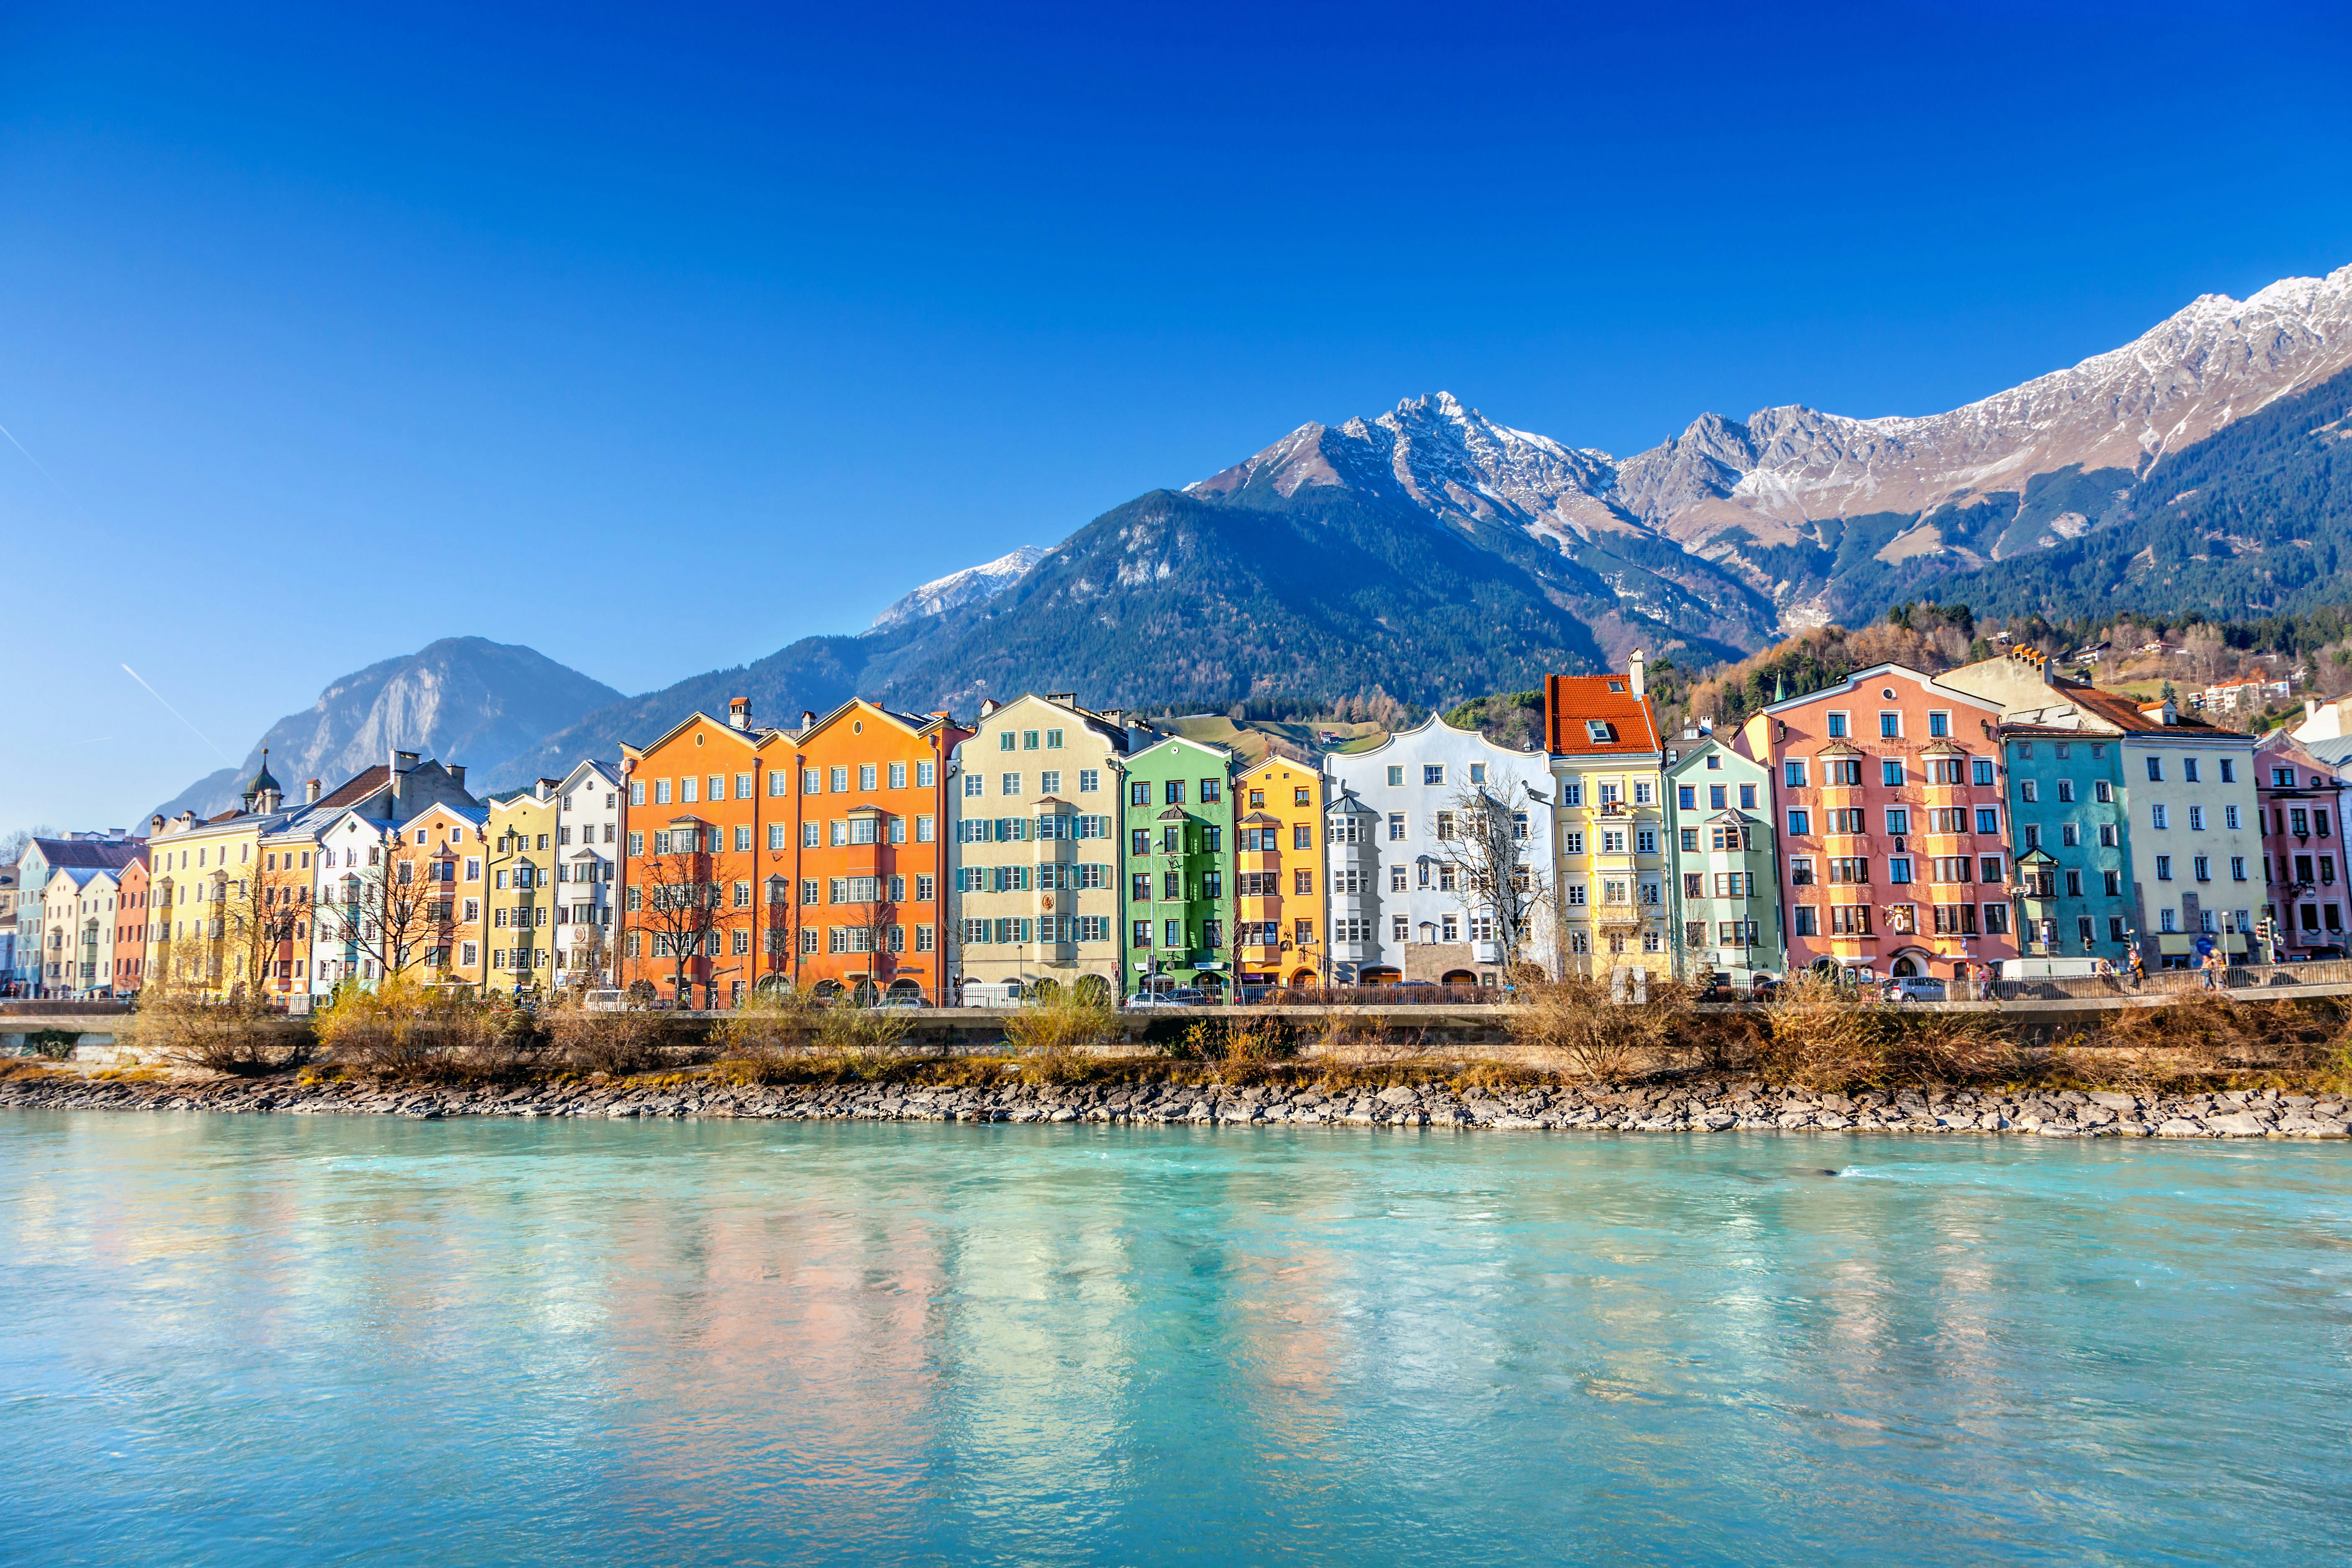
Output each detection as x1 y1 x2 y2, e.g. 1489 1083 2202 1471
1440 969 1478 987
1074 974 1112 1006
812 978 844 1001
1286 970 1316 988
1358 966 1402 986
886 978 924 1001
1891 953 1922 978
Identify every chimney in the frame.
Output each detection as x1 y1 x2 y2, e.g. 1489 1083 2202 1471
2307 697 2319 722
305 779 322 805
980 698 1000 718
447 764 466 791
539 777 561 799
1048 692 1078 706
800 709 817 732
150 815 165 836
1628 649 1645 698
728 696 750 731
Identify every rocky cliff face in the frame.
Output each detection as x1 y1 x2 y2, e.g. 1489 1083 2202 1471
151 638 622 820
870 545 1048 628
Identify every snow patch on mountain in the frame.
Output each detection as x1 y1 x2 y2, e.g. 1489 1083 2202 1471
871 545 1048 629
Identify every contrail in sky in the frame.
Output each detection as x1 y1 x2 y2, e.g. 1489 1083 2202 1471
0 419 72 500
122 665 234 764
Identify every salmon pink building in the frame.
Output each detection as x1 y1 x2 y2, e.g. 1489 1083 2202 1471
1743 663 2016 983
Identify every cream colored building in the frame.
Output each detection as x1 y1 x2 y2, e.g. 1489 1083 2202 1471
948 693 1136 1000
1545 658 1672 977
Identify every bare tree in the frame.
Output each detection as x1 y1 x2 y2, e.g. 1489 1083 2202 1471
316 837 445 984
1434 781 1549 974
218 857 306 1001
628 843 725 1004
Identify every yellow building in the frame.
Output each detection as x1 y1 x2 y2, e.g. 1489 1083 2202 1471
1232 755 1327 988
145 757 286 997
1545 661 1674 977
484 779 562 995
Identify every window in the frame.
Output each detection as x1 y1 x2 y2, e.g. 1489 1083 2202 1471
1973 807 1998 836
1881 759 1904 787
803 822 821 848
1633 782 1653 805
1424 765 1445 786
2055 779 2075 804
1079 769 1100 794
2218 758 2236 784
2151 804 2169 830
2224 805 2240 830
1826 713 1848 738
998 731 1016 753
1679 786 1697 810
2061 823 2079 848
1973 759 1996 787
1561 830 1583 855
1002 772 1021 796
1166 779 1186 805
1826 809 1864 834
964 773 984 799
1788 856 1816 886
1386 766 1404 787
2188 805 2205 831
1739 785 1756 810
1887 857 1914 884
1680 828 1699 852
1787 808 1811 836
1928 711 1949 738
654 779 672 805
2023 825 2041 849
2156 855 2173 881
1784 760 1807 789
1828 858 1869 884
2182 758 2200 784
1583 721 1614 745
1040 771 1061 795
2231 856 2247 882
2019 779 2039 804
829 767 849 793
1637 828 1657 854
2146 757 2164 782
770 771 789 797
1388 812 1406 842
1885 808 1910 835
1830 905 1871 935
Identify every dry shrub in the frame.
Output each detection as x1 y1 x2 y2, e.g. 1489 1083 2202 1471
542 995 667 1076
814 1001 913 1080
315 977 502 1075
1505 970 1691 1083
1756 975 2014 1089
710 985 820 1081
126 983 312 1075
1006 985 1116 1084
1305 1011 1424 1067
1168 1015 1298 1066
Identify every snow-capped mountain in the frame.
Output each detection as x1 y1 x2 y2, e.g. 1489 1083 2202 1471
870 545 1048 629
1188 263 2352 628
1616 264 2352 553
1188 391 1626 550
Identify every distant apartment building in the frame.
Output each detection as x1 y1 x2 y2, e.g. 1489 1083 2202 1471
554 760 622 987
10 831 143 995
1119 734 1237 994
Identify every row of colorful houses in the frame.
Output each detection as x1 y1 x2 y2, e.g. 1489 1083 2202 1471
12 647 2351 1003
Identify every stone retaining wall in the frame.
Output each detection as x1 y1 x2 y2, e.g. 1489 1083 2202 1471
4 1073 2344 1139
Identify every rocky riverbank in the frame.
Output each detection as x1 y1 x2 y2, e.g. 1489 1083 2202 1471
5 1069 2349 1137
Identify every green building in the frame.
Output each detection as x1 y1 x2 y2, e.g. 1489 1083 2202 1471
2001 725 2135 959
1663 730 1782 985
1119 735 1235 995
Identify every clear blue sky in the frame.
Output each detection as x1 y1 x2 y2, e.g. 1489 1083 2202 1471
5 1 2349 829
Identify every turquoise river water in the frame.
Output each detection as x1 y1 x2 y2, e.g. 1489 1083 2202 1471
2 1112 2348 1565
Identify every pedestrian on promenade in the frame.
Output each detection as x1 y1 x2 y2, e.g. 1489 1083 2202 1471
2200 948 2225 991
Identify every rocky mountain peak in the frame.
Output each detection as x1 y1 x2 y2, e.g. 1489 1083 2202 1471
870 545 1048 629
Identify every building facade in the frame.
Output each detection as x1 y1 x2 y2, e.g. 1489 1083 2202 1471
486 782 562 995
10 832 144 995
2000 727 2134 962
1664 730 1780 985
948 694 1131 1001
1547 662 1669 977
553 760 622 988
1232 754 1327 988
2117 700 2262 965
1326 714 1553 986
114 851 150 993
2254 734 2348 957
1743 663 2016 982
1119 735 1235 993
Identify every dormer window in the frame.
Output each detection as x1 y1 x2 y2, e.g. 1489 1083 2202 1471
1585 720 1616 744
1606 680 1626 694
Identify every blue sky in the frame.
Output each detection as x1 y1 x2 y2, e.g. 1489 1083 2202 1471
5 1 2350 828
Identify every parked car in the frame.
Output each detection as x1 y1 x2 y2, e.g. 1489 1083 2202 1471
877 993 929 1010
1125 988 1210 1009
1881 977 1947 1004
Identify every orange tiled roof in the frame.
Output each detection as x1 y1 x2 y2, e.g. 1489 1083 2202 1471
1545 674 1661 756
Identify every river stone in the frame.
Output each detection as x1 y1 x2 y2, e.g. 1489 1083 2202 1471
2206 1112 2269 1137
2088 1092 2139 1111
1376 1086 1419 1106
2156 1118 2209 1137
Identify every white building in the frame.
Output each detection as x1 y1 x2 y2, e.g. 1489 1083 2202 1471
1323 714 1553 986
554 759 622 985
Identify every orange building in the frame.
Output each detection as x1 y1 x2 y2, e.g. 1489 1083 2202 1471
617 696 968 1007
115 852 151 993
